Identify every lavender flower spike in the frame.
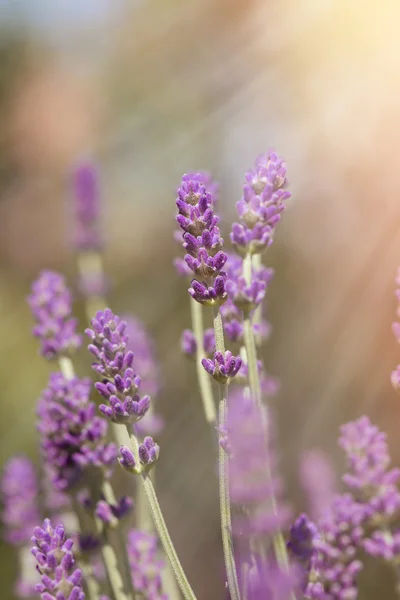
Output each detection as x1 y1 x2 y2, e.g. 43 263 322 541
37 372 117 491
86 309 151 424
31 518 85 600
176 173 227 306
127 529 167 600
28 271 81 360
231 152 291 256
202 351 242 383
1 457 40 546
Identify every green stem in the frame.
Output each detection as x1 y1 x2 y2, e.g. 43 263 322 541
243 318 261 408
212 308 241 600
71 497 101 600
190 298 216 424
126 428 197 600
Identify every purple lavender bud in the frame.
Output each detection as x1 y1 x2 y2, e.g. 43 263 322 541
1 457 40 546
231 152 291 256
188 275 227 307
119 446 137 472
287 514 318 565
95 501 117 527
226 275 266 314
28 271 81 360
181 329 197 357
78 534 101 554
37 372 116 491
127 529 167 599
72 161 102 251
31 519 85 600
138 436 160 471
201 350 242 383
203 328 215 354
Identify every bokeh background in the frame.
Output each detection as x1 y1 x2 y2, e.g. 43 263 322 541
1 1 400 598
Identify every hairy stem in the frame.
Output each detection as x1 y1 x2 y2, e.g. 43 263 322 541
190 298 217 424
124 427 196 600
212 308 241 600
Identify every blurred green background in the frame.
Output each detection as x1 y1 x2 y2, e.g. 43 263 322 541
1 1 400 598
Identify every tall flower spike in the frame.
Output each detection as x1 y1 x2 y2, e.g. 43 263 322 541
231 152 291 256
28 271 82 360
31 518 85 600
37 372 117 491
1 457 41 546
176 173 227 305
87 309 151 424
174 171 219 277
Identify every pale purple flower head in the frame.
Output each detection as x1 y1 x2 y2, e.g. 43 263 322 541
175 173 227 305
181 328 215 358
338 416 400 561
72 161 102 252
231 152 291 256
1 457 40 546
202 350 242 383
119 437 159 474
37 372 116 491
31 518 85 600
307 494 364 600
86 309 151 424
28 271 81 360
239 555 300 600
127 529 167 600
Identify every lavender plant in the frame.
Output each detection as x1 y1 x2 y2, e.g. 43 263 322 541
1 152 399 600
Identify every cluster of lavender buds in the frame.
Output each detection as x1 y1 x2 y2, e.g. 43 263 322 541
3 150 400 600
31 519 85 600
119 437 160 474
127 530 167 600
175 173 227 305
174 171 219 278
231 152 291 256
28 271 81 360
86 309 150 423
37 372 117 491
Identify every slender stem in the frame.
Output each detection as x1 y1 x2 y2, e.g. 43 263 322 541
251 254 263 346
95 516 131 600
212 308 241 600
190 298 216 424
124 427 196 600
243 318 261 408
77 252 106 320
